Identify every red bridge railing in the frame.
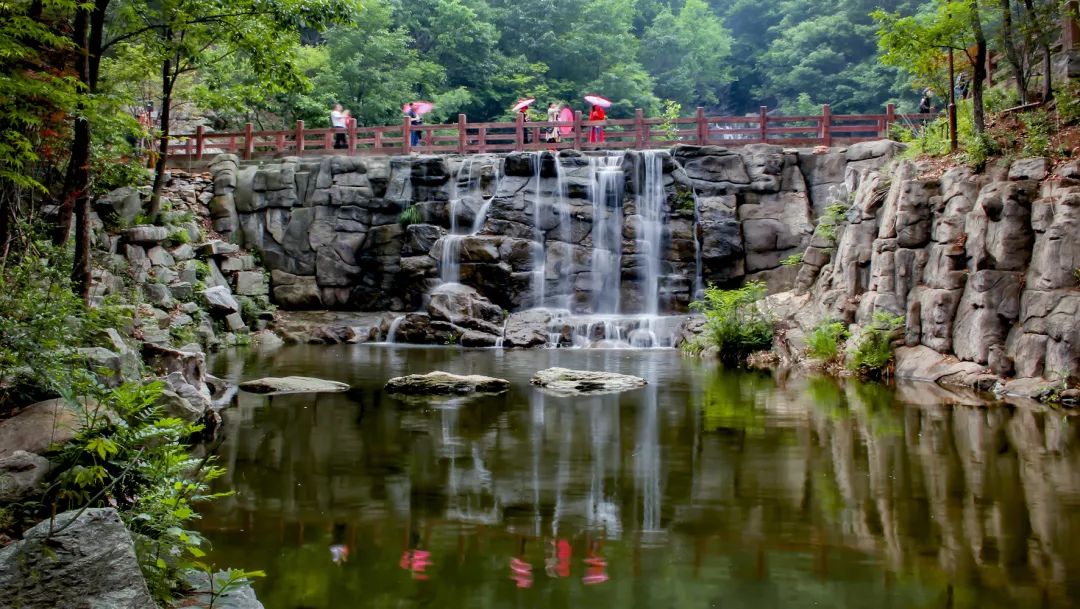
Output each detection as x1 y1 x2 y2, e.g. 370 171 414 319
168 104 937 161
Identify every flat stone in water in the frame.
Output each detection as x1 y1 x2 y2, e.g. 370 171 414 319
531 367 647 396
385 371 510 395
239 376 350 395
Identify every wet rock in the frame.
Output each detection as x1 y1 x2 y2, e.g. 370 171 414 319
0 451 50 503
426 282 504 326
0 508 156 609
530 367 648 396
239 376 350 394
385 371 510 395
502 309 552 348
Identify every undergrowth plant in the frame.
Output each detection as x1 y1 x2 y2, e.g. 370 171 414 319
686 280 774 363
847 312 905 378
398 205 421 227
806 319 849 363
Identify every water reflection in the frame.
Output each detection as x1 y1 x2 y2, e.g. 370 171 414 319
201 345 1080 609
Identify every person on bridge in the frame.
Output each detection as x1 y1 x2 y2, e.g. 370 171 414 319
406 103 422 147
546 102 561 143
588 104 606 143
331 104 349 149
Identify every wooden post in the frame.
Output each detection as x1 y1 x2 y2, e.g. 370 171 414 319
821 104 832 147
515 112 524 152
323 130 332 151
194 125 204 160
402 116 412 154
634 108 644 149
885 103 895 139
243 122 254 160
458 113 467 154
758 106 768 143
478 126 487 152
374 128 383 154
696 106 707 145
295 120 305 155
573 110 583 150
948 103 958 152
228 134 236 153
185 137 192 158
347 118 357 156
276 131 286 153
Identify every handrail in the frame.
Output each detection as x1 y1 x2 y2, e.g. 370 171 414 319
166 104 939 161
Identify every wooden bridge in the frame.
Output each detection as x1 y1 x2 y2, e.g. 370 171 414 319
168 104 936 161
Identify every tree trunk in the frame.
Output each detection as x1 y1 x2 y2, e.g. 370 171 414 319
148 51 174 222
52 6 88 246
970 0 988 133
1000 0 1028 103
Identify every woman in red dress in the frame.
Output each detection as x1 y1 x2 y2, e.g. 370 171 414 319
588 104 606 143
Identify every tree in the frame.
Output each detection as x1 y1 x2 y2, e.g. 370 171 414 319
640 0 733 110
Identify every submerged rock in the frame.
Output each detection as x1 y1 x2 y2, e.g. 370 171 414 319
530 367 648 396
0 508 156 609
239 376 350 394
385 371 510 395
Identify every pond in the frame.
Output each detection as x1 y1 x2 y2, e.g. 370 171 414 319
200 345 1080 609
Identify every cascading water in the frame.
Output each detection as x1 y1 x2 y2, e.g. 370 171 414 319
439 156 502 285
638 150 665 316
590 154 625 314
530 152 547 307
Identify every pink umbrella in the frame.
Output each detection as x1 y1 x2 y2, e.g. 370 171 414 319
584 94 612 108
558 107 574 135
511 98 536 113
403 101 434 115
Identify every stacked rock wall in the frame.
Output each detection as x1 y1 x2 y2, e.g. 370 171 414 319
781 157 1080 387
209 141 901 313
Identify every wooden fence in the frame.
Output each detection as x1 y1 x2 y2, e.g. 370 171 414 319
167 104 937 161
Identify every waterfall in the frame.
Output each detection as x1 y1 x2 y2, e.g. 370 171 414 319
590 154 625 314
553 155 573 311
530 152 546 308
439 156 502 285
638 150 666 316
385 315 406 343
691 186 704 301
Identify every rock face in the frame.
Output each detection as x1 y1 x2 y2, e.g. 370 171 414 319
773 157 1080 388
0 508 156 609
0 451 51 503
385 371 510 395
530 367 648 395
0 398 83 458
239 376 350 394
209 145 899 313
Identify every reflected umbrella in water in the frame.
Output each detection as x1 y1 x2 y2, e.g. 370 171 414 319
510 538 533 588
583 538 609 585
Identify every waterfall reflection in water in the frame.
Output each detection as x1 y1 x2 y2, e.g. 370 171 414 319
200 345 1080 609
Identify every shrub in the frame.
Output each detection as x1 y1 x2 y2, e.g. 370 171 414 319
806 320 849 363
847 312 905 377
781 252 804 266
1059 80 1080 125
398 205 421 227
687 280 774 363
1020 110 1053 157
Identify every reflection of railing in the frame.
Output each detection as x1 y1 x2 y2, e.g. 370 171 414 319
167 105 938 160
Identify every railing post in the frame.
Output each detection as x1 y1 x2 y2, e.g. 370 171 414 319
573 111 583 150
478 126 487 153
634 108 644 149
948 103 958 152
276 131 286 153
458 113 467 154
185 137 192 158
696 107 706 145
821 104 832 147
515 112 524 152
194 125 204 160
243 122 254 160
402 116 412 154
295 120 305 155
758 106 768 143
323 130 332 151
885 103 895 139
374 128 383 154
347 118 357 156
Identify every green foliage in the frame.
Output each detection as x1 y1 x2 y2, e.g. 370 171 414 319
847 312 905 377
781 253 804 266
398 205 421 227
639 0 733 109
815 201 849 246
1020 110 1052 157
1059 80 1080 126
659 99 683 141
197 567 267 609
687 281 774 363
806 320 850 363
873 1 976 98
46 381 228 602
674 184 695 212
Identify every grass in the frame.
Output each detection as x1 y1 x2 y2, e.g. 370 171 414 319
847 312 905 378
806 320 849 363
686 281 774 364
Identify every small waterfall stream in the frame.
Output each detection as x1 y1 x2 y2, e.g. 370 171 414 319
590 154 625 314
440 156 502 285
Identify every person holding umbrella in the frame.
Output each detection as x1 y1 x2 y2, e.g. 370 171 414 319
511 98 536 144
585 95 611 143
546 102 561 143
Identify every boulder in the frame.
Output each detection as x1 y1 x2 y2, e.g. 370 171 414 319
181 570 265 609
501 309 552 348
125 224 169 244
0 451 51 504
385 371 510 395
0 399 84 458
271 270 322 308
426 282 504 326
202 285 240 313
0 508 156 609
530 367 648 396
94 186 142 227
239 376 350 394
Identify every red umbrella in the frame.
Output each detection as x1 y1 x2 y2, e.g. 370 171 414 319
403 101 434 115
584 94 612 108
511 98 536 113
558 107 574 135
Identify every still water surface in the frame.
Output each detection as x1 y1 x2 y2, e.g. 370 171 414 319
202 345 1080 609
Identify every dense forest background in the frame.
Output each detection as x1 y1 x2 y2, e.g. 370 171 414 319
193 0 928 128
